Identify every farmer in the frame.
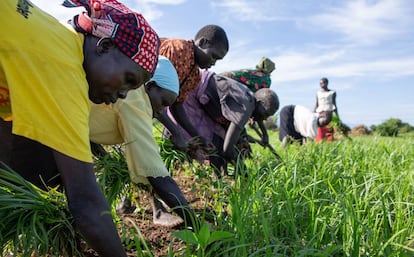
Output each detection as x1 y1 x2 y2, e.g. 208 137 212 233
220 57 276 92
279 105 332 149
156 24 230 152
165 71 279 176
0 0 159 256
314 77 338 142
89 56 199 229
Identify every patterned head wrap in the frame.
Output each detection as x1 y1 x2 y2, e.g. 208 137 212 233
63 0 160 74
256 57 275 75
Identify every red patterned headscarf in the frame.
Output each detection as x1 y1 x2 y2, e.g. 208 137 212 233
63 0 160 74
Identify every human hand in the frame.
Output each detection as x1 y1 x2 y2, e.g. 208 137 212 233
171 134 187 152
261 134 269 146
186 137 215 163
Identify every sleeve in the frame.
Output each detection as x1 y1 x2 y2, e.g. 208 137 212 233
116 88 170 184
1 4 92 162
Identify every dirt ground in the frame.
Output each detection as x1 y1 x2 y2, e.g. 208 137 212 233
83 168 223 257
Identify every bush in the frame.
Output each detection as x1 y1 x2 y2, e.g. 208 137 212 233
370 118 414 137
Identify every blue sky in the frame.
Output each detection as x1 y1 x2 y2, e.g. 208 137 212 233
33 0 414 127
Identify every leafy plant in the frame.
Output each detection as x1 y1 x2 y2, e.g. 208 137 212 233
0 167 82 257
94 145 132 207
173 222 233 257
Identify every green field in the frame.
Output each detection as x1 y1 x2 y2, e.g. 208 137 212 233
1 131 413 256
170 130 414 256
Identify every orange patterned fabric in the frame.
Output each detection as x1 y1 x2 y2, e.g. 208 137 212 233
159 38 201 102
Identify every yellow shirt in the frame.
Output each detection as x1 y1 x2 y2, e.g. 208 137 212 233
89 87 170 184
0 0 91 162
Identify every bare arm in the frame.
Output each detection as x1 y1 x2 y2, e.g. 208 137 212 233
222 122 242 161
256 119 269 145
314 96 319 113
53 151 127 257
156 109 187 151
332 91 338 116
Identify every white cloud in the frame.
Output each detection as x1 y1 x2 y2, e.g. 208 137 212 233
211 0 290 22
139 0 186 4
309 0 414 45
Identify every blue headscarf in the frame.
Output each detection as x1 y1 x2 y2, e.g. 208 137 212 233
151 56 179 96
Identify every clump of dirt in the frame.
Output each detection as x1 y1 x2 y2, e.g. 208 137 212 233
351 124 370 136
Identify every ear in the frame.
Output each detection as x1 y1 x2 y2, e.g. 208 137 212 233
96 37 115 55
196 37 210 49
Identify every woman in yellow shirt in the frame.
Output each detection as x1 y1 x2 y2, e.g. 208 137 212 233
0 0 159 256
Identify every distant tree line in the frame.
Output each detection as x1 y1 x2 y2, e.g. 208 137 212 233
265 116 413 138
370 118 414 137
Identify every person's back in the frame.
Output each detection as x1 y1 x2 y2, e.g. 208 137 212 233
166 71 279 175
157 25 229 150
159 25 229 102
293 105 319 138
220 57 275 92
279 105 332 148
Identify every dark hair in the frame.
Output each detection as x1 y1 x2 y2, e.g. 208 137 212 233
194 25 229 52
320 77 329 85
254 88 279 117
318 111 333 127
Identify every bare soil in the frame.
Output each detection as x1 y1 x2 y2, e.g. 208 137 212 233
84 169 223 257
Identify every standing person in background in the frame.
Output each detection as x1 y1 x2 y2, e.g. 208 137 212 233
314 77 338 142
0 0 159 256
89 56 199 229
219 57 275 92
157 24 230 152
279 105 332 149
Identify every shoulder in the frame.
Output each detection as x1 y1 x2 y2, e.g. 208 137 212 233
160 38 193 50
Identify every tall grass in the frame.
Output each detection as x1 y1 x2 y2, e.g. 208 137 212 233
0 167 82 257
198 134 414 256
1 130 412 257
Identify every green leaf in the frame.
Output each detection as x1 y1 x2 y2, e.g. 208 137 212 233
209 231 234 244
172 230 198 245
197 222 211 248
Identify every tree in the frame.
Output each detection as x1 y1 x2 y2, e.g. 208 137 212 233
370 118 413 137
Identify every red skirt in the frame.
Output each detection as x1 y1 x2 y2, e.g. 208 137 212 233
316 126 334 142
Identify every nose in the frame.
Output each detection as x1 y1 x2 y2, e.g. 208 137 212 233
210 59 217 67
118 90 128 99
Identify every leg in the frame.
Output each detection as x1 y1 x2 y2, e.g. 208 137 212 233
281 136 289 150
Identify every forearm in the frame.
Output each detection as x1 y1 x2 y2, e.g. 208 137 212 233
257 120 269 145
53 151 127 257
156 109 182 139
222 123 242 160
170 102 201 138
156 110 187 150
